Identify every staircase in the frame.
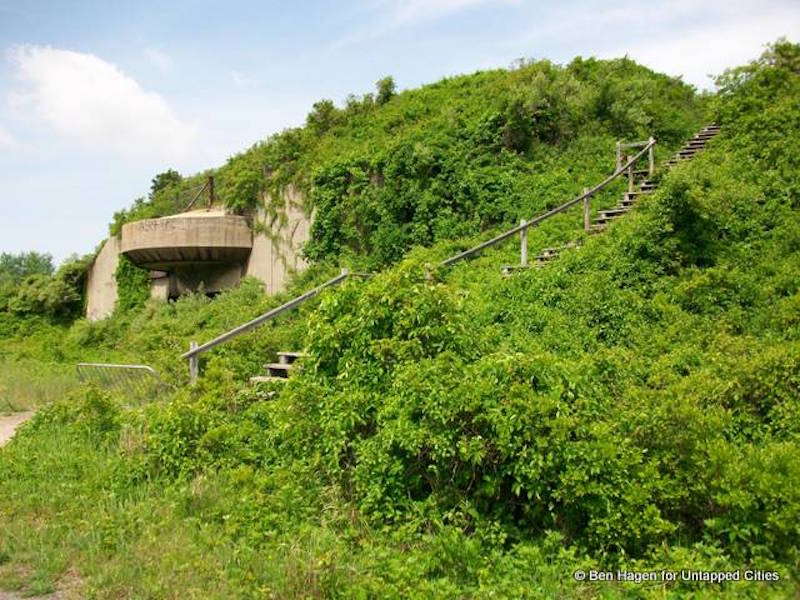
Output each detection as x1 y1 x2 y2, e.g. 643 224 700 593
531 123 720 267
249 351 308 384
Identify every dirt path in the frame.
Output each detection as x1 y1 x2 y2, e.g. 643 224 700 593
0 411 34 447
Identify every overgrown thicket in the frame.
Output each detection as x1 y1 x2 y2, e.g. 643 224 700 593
110 58 705 269
2 44 799 598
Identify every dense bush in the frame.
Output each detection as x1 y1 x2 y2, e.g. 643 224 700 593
0 253 90 320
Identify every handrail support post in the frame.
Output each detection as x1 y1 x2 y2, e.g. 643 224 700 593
648 136 655 177
616 141 622 172
583 188 591 231
520 219 528 267
189 341 198 385
628 160 634 193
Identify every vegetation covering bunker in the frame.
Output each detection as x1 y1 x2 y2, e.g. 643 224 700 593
85 188 311 320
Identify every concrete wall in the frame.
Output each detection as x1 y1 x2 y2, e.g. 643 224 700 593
85 189 313 320
85 237 121 321
120 211 252 269
245 187 312 295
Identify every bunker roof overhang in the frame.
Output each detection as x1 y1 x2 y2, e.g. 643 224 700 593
120 211 253 270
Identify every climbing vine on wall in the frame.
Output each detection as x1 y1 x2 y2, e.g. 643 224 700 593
114 255 151 313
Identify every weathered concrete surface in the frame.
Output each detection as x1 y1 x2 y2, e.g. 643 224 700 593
85 195 312 319
0 411 34 447
246 188 311 295
121 209 252 269
85 237 120 321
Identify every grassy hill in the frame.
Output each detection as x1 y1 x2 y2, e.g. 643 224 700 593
1 41 799 598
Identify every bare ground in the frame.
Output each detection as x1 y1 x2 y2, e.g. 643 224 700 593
0 411 34 447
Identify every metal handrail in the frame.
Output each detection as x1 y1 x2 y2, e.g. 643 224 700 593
77 363 158 375
182 268 353 362
440 138 656 267
76 362 164 399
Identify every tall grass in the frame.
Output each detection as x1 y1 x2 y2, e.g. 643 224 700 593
0 360 79 413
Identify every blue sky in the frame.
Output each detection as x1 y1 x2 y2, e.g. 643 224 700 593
1 0 798 263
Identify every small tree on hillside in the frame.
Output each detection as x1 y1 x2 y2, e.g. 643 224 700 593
149 169 182 199
376 76 396 105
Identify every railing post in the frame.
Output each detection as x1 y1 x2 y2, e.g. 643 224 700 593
583 188 591 231
628 159 635 193
648 137 655 177
189 341 198 385
520 219 528 267
616 141 622 172
208 176 215 208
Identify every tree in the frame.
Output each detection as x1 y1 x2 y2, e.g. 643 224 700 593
149 169 182 199
376 76 396 105
306 99 338 136
0 251 54 284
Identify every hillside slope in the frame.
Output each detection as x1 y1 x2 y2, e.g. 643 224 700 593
1 43 799 598
113 56 705 269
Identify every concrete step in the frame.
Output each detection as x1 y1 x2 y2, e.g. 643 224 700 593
278 351 309 365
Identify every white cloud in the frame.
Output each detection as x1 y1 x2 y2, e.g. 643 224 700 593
6 45 195 161
0 125 16 148
501 0 800 90
603 9 800 89
144 47 173 72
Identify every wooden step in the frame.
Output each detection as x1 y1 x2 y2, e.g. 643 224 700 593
593 213 623 225
266 363 293 378
589 224 607 234
250 375 287 384
501 264 533 275
538 242 579 257
278 351 309 365
599 208 629 217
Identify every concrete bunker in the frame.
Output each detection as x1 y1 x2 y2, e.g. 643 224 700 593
120 210 252 300
85 190 312 320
